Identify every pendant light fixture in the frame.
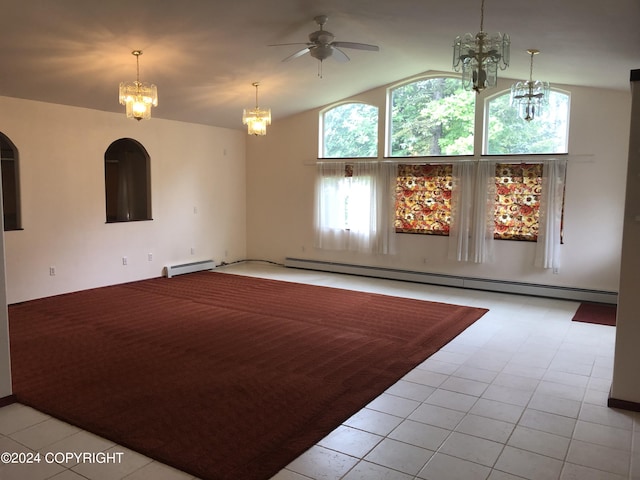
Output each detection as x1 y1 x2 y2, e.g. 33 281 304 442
242 82 271 136
452 0 510 93
119 50 158 121
510 49 550 121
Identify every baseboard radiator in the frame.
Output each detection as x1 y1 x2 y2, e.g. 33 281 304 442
164 260 215 278
284 257 618 304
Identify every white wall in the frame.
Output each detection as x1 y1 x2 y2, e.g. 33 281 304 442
0 96 247 304
246 72 631 293
611 72 640 404
0 95 247 399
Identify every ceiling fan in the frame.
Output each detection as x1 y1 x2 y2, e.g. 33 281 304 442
269 15 379 76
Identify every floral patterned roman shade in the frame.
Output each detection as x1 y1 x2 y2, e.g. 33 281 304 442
494 163 543 241
394 162 547 242
395 164 453 235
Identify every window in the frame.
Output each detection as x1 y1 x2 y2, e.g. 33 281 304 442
319 164 366 230
395 164 452 235
316 78 570 265
0 132 21 231
315 161 388 253
484 90 569 241
389 77 475 157
494 163 543 241
485 90 570 154
392 162 554 242
104 138 151 222
321 103 378 158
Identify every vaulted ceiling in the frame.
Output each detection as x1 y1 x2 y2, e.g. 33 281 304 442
2 0 639 130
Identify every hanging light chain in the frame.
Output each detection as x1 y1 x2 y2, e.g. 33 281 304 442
527 49 539 82
253 82 259 108
133 50 142 85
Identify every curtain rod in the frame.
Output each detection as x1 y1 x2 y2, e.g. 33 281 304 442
309 154 588 166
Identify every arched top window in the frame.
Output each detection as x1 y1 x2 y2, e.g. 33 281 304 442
104 138 152 223
0 132 21 231
388 76 475 157
320 102 378 158
484 89 570 155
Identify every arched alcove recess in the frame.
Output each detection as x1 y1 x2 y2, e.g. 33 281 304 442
104 138 152 222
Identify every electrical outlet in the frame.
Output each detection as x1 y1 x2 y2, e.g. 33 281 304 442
148 253 153 262
122 256 128 266
190 247 195 255
49 266 56 276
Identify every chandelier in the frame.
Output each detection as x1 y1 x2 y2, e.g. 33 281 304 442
453 0 510 93
119 50 158 121
242 82 271 136
510 49 550 122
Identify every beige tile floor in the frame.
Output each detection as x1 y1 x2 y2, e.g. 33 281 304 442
1 261 637 480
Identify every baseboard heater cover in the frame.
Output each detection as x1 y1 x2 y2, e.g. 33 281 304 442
284 257 618 304
164 260 215 278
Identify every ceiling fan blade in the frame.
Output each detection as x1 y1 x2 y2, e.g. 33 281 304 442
282 47 311 62
267 42 310 47
332 41 379 52
332 47 350 62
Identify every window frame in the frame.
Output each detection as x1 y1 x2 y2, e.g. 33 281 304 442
319 101 379 159
483 88 571 156
385 75 476 158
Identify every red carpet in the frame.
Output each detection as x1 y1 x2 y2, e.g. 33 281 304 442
572 302 617 326
9 272 488 480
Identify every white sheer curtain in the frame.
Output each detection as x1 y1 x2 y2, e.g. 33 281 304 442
315 161 393 253
535 158 568 269
448 162 474 262
375 162 398 255
314 161 348 250
448 160 495 263
347 161 378 252
471 160 496 263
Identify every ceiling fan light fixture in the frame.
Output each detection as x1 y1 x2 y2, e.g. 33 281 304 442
510 49 550 121
310 45 333 61
452 0 510 93
119 50 158 121
242 82 271 136
269 15 379 77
